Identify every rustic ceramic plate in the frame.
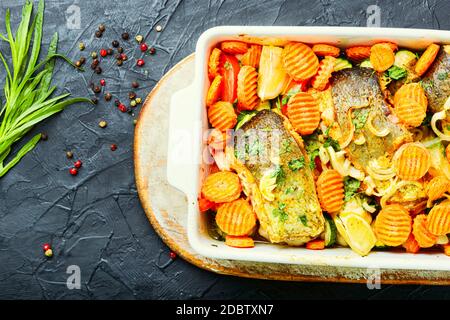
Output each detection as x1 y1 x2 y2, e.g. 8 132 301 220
134 53 450 284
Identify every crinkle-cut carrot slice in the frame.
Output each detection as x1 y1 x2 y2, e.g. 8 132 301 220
311 56 336 91
225 235 255 248
370 43 395 72
426 176 450 204
208 48 222 79
206 75 223 107
237 66 259 111
393 143 431 181
316 169 344 214
374 204 412 247
415 43 440 76
241 44 262 68
198 196 216 212
207 101 237 131
287 92 320 135
427 201 450 236
394 83 428 112
220 41 248 54
201 171 242 203
312 44 340 57
393 83 428 127
402 233 420 253
216 199 256 236
282 42 319 81
413 214 437 248
345 46 371 61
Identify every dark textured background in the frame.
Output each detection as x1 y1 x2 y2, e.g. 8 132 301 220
0 0 449 300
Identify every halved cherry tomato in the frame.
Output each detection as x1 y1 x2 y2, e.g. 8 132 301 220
198 197 216 212
220 54 240 103
306 239 325 250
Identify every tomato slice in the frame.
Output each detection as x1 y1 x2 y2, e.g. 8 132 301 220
220 54 240 103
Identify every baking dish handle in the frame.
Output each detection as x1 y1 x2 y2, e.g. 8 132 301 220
167 84 201 196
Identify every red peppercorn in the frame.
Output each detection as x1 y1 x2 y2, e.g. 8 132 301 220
69 168 78 176
110 144 117 151
74 160 82 168
43 243 51 251
136 59 145 67
100 49 107 57
118 104 127 113
140 43 148 52
120 53 128 61
100 79 106 86
169 251 177 259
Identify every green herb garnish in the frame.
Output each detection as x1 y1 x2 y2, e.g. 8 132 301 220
438 72 448 81
281 139 292 154
235 110 257 130
288 157 305 171
323 137 341 151
271 165 286 185
386 65 407 80
0 0 91 177
344 177 361 202
273 202 288 222
352 109 369 130
299 215 308 226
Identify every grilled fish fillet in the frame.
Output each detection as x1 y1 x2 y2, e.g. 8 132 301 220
331 68 412 170
228 110 324 245
421 45 450 113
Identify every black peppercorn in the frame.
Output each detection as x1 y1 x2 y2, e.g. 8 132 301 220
93 86 101 93
95 30 103 38
98 24 106 32
112 40 119 48
116 60 123 66
149 47 156 55
121 32 129 40
66 151 74 159
104 92 112 101
41 133 48 141
107 48 113 56
91 97 99 104
79 57 86 64
114 99 120 106
128 91 137 100
94 66 102 74
117 47 124 53
131 81 139 88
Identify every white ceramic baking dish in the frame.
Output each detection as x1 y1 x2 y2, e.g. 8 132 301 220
167 26 450 271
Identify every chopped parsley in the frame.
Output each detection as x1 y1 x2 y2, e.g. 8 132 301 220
352 109 369 130
273 202 288 222
304 132 322 169
438 72 448 81
281 87 300 105
386 65 407 80
323 137 341 151
344 177 361 202
420 80 434 91
281 139 292 154
271 165 286 185
299 215 308 226
285 186 296 195
288 157 305 171
235 110 257 130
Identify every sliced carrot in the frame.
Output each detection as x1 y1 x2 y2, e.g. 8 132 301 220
208 48 222 79
345 46 371 61
206 75 223 107
282 42 319 81
402 233 420 253
316 169 345 214
374 204 411 247
287 92 320 135
380 42 398 52
311 56 336 91
201 171 242 203
393 143 431 181
207 101 237 131
306 239 325 250
427 201 450 236
225 235 255 248
198 196 216 212
220 41 248 54
237 66 259 110
216 199 256 236
443 244 450 256
241 44 262 68
425 176 450 204
370 43 395 72
413 214 437 248
415 43 440 76
312 44 340 57
393 83 427 127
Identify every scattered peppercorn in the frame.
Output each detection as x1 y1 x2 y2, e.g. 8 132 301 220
69 167 78 176
133 119 137 125
112 40 119 48
135 97 142 104
169 251 177 259
98 24 106 32
66 151 74 159
130 100 137 107
155 25 163 32
131 81 139 88
91 97 98 105
120 53 128 61
110 144 117 151
135 35 143 43
118 104 127 112
104 92 112 101
136 59 145 67
114 53 121 60
107 48 113 56
95 30 103 38
116 60 123 66
128 91 137 100
75 60 82 68
100 49 107 57
149 47 156 55
114 99 120 106
117 47 124 53
100 79 106 86
91 60 99 69
74 160 82 169
93 85 101 93
127 109 133 115
140 43 148 52
99 120 107 128
79 57 86 64
44 248 53 258
43 243 51 251
41 133 48 141
121 32 129 40
91 51 98 59
78 42 85 51
95 66 102 74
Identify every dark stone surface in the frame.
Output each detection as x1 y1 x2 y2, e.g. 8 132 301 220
0 0 449 300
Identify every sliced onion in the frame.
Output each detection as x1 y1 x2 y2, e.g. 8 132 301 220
349 166 365 181
380 180 423 207
319 146 330 164
367 112 390 137
421 137 441 148
431 110 450 141
327 146 349 176
353 133 366 145
362 201 376 213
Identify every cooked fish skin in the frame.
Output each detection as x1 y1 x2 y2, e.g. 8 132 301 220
331 68 412 170
421 45 450 113
233 110 324 245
